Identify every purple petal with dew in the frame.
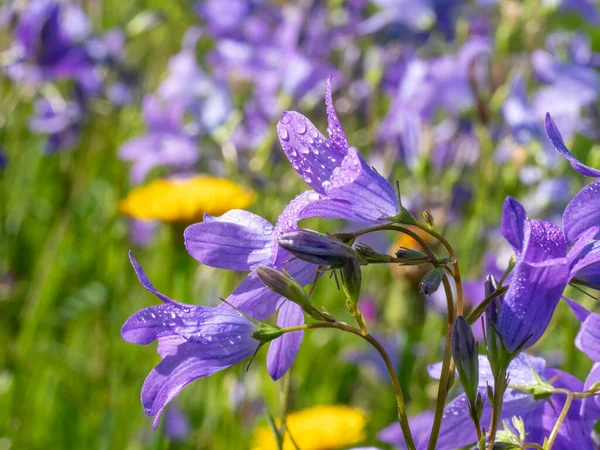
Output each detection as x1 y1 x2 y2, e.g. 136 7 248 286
184 210 274 271
563 179 600 245
501 197 529 252
122 303 256 350
498 220 569 352
324 77 349 154
298 148 399 223
277 110 346 194
266 301 305 381
129 252 178 305
142 338 254 429
545 113 600 177
273 190 321 244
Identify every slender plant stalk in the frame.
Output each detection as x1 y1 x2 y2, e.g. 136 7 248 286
412 222 464 316
426 275 456 450
466 286 508 324
546 392 573 450
486 366 507 450
281 321 417 450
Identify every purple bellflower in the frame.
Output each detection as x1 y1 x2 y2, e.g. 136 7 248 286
497 193 600 353
492 114 600 352
184 80 400 379
119 95 199 184
122 252 261 428
5 1 96 88
380 354 598 449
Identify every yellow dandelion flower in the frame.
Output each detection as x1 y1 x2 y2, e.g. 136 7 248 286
119 176 256 222
252 405 367 450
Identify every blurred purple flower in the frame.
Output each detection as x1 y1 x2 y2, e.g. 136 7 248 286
5 1 97 88
128 219 158 247
118 95 199 183
164 403 191 442
29 95 82 153
122 252 260 428
158 27 232 133
380 354 598 449
345 333 402 380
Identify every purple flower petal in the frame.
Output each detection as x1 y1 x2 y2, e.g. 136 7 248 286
277 110 347 193
266 301 304 381
582 364 600 421
498 219 569 352
298 148 399 223
563 179 600 245
545 113 600 177
129 251 177 305
501 197 529 251
378 411 435 450
141 339 249 429
567 299 600 362
184 210 275 271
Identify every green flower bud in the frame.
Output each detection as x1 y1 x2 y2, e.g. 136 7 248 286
419 267 445 295
451 316 479 403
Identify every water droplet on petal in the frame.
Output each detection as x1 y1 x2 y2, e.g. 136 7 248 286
280 127 289 141
280 112 292 124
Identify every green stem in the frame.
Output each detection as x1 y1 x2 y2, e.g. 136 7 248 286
412 223 464 316
486 366 507 450
427 275 456 450
546 392 572 450
281 321 416 450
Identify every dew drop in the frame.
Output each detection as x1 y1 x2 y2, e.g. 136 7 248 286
280 112 292 124
280 127 289 141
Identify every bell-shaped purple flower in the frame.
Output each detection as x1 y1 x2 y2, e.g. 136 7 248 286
122 252 259 428
277 79 399 224
497 195 600 353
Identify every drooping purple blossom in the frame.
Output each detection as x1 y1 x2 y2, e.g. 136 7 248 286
122 252 260 428
380 354 598 449
118 95 199 183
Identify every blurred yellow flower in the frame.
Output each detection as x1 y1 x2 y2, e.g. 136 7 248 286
119 176 256 222
252 405 367 450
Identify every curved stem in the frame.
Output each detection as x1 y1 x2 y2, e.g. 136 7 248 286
281 321 416 450
427 274 456 450
546 392 573 450
466 286 508 325
413 223 464 316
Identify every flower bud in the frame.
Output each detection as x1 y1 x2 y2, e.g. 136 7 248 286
421 209 434 227
256 266 334 322
451 316 479 403
341 257 362 305
356 243 394 264
394 247 429 264
278 230 356 267
419 267 445 295
252 323 284 342
484 275 511 377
